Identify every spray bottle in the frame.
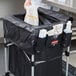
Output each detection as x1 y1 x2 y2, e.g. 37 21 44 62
24 0 39 26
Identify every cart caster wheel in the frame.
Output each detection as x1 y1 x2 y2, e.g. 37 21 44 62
4 72 10 76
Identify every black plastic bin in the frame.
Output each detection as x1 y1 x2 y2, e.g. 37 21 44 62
3 8 73 76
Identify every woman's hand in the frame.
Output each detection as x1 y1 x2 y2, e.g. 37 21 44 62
24 0 31 6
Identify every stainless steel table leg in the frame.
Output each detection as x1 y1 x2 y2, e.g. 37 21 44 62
4 38 10 76
31 55 35 76
4 46 9 73
66 47 70 76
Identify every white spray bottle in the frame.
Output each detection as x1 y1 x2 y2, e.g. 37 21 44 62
24 0 39 26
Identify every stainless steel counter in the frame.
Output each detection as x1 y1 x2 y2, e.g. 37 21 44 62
43 0 76 13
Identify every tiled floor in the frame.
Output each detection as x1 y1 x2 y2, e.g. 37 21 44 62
71 40 76 51
70 40 76 67
0 40 76 76
63 54 76 67
63 40 76 67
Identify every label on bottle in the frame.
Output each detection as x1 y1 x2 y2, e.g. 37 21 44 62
39 29 47 38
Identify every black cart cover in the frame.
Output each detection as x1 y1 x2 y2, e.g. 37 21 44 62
3 7 73 55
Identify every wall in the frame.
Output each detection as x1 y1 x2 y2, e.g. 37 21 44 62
0 0 25 43
0 0 25 18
